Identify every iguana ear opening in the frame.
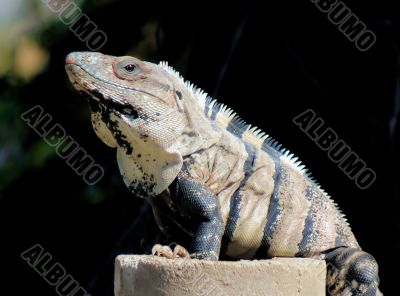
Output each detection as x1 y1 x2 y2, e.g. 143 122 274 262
116 145 183 199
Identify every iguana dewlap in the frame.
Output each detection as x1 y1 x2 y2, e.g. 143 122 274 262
65 52 383 296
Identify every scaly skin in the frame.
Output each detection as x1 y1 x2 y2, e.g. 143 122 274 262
65 51 383 295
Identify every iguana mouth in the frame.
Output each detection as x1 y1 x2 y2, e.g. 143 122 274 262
66 64 139 119
66 63 164 101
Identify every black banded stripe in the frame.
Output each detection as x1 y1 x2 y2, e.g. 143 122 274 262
221 142 255 253
255 154 282 259
210 102 221 121
295 185 315 257
203 97 221 121
261 136 285 162
226 117 249 138
203 97 213 118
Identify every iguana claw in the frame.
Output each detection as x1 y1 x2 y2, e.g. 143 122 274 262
173 245 191 258
151 244 191 259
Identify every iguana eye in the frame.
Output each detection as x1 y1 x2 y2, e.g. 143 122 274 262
114 59 141 80
124 64 136 72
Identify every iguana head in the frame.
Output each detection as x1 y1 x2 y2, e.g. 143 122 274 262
65 52 215 198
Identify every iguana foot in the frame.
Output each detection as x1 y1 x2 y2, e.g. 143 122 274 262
151 244 190 259
324 247 382 296
151 244 173 258
173 244 191 258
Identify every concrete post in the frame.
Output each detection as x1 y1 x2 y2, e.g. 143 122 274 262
115 255 326 296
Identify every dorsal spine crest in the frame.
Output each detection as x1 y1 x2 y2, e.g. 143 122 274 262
159 61 347 223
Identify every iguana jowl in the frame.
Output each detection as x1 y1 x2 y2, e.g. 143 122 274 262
65 51 382 295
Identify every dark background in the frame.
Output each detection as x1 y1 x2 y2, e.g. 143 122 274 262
0 0 398 295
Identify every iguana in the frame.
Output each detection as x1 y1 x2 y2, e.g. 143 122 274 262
65 51 383 295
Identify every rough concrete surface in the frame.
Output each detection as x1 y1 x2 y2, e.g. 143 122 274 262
115 255 326 296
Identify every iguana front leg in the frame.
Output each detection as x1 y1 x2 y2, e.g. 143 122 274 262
151 205 192 259
153 173 224 261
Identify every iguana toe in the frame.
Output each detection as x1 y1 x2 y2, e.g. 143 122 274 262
151 244 174 258
173 245 191 258
152 244 191 259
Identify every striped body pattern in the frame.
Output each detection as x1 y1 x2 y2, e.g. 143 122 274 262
159 61 358 259
65 52 382 295
181 95 358 260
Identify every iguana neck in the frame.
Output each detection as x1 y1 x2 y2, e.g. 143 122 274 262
169 85 222 157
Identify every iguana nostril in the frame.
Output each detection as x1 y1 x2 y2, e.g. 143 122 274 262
65 54 76 65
